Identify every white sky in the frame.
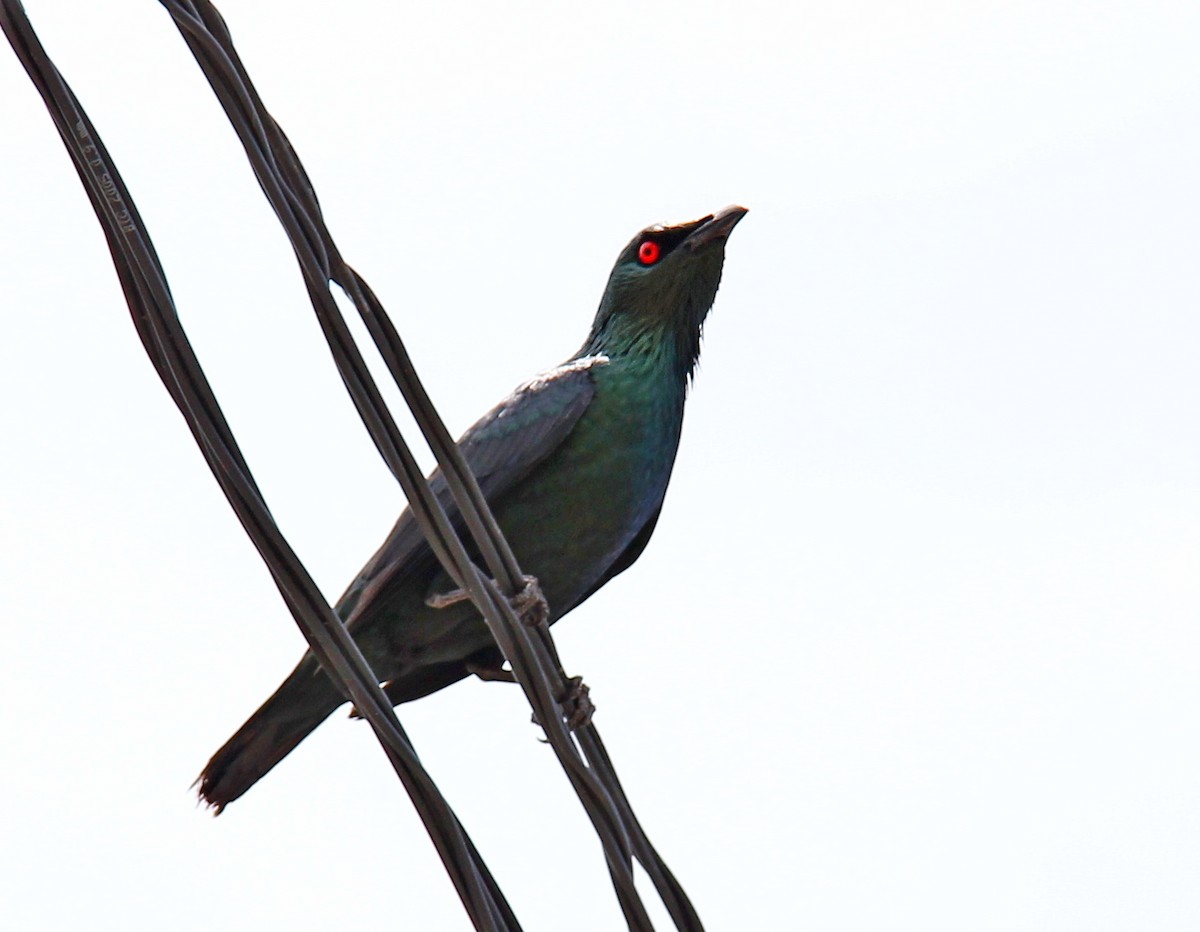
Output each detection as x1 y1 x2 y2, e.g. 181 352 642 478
2 1 1198 929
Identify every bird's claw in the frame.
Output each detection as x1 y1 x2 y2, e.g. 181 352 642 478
530 675 594 735
510 575 549 627
425 574 549 627
559 675 594 729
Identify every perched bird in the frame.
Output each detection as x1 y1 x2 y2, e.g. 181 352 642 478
199 205 747 811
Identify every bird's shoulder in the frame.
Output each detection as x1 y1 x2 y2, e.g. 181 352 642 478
464 354 609 441
455 354 609 481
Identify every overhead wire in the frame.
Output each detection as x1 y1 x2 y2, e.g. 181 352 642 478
2 1 705 928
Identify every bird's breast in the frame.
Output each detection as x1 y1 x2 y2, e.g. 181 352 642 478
489 361 685 616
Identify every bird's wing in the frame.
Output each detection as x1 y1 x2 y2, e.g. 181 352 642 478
336 355 607 625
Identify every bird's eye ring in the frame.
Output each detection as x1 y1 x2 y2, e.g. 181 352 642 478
638 240 661 265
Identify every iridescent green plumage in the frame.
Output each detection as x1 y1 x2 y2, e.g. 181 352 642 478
200 206 746 811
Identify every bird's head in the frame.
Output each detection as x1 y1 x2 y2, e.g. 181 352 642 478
584 205 747 382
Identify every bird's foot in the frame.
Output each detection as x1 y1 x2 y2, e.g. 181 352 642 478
530 675 595 733
510 575 549 627
470 658 593 731
425 574 549 627
424 587 470 610
559 675 594 729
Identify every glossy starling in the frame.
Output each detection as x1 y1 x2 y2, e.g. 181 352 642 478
200 205 747 811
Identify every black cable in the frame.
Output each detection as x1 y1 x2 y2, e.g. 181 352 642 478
3 1 706 928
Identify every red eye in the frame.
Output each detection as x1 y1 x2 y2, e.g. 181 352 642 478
638 240 661 265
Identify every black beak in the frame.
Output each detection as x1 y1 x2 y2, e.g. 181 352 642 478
684 205 748 252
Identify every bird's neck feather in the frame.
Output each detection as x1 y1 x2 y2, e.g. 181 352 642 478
580 300 704 388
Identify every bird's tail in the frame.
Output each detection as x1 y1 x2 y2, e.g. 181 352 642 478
198 658 344 813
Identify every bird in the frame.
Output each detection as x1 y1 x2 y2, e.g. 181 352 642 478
199 205 747 811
